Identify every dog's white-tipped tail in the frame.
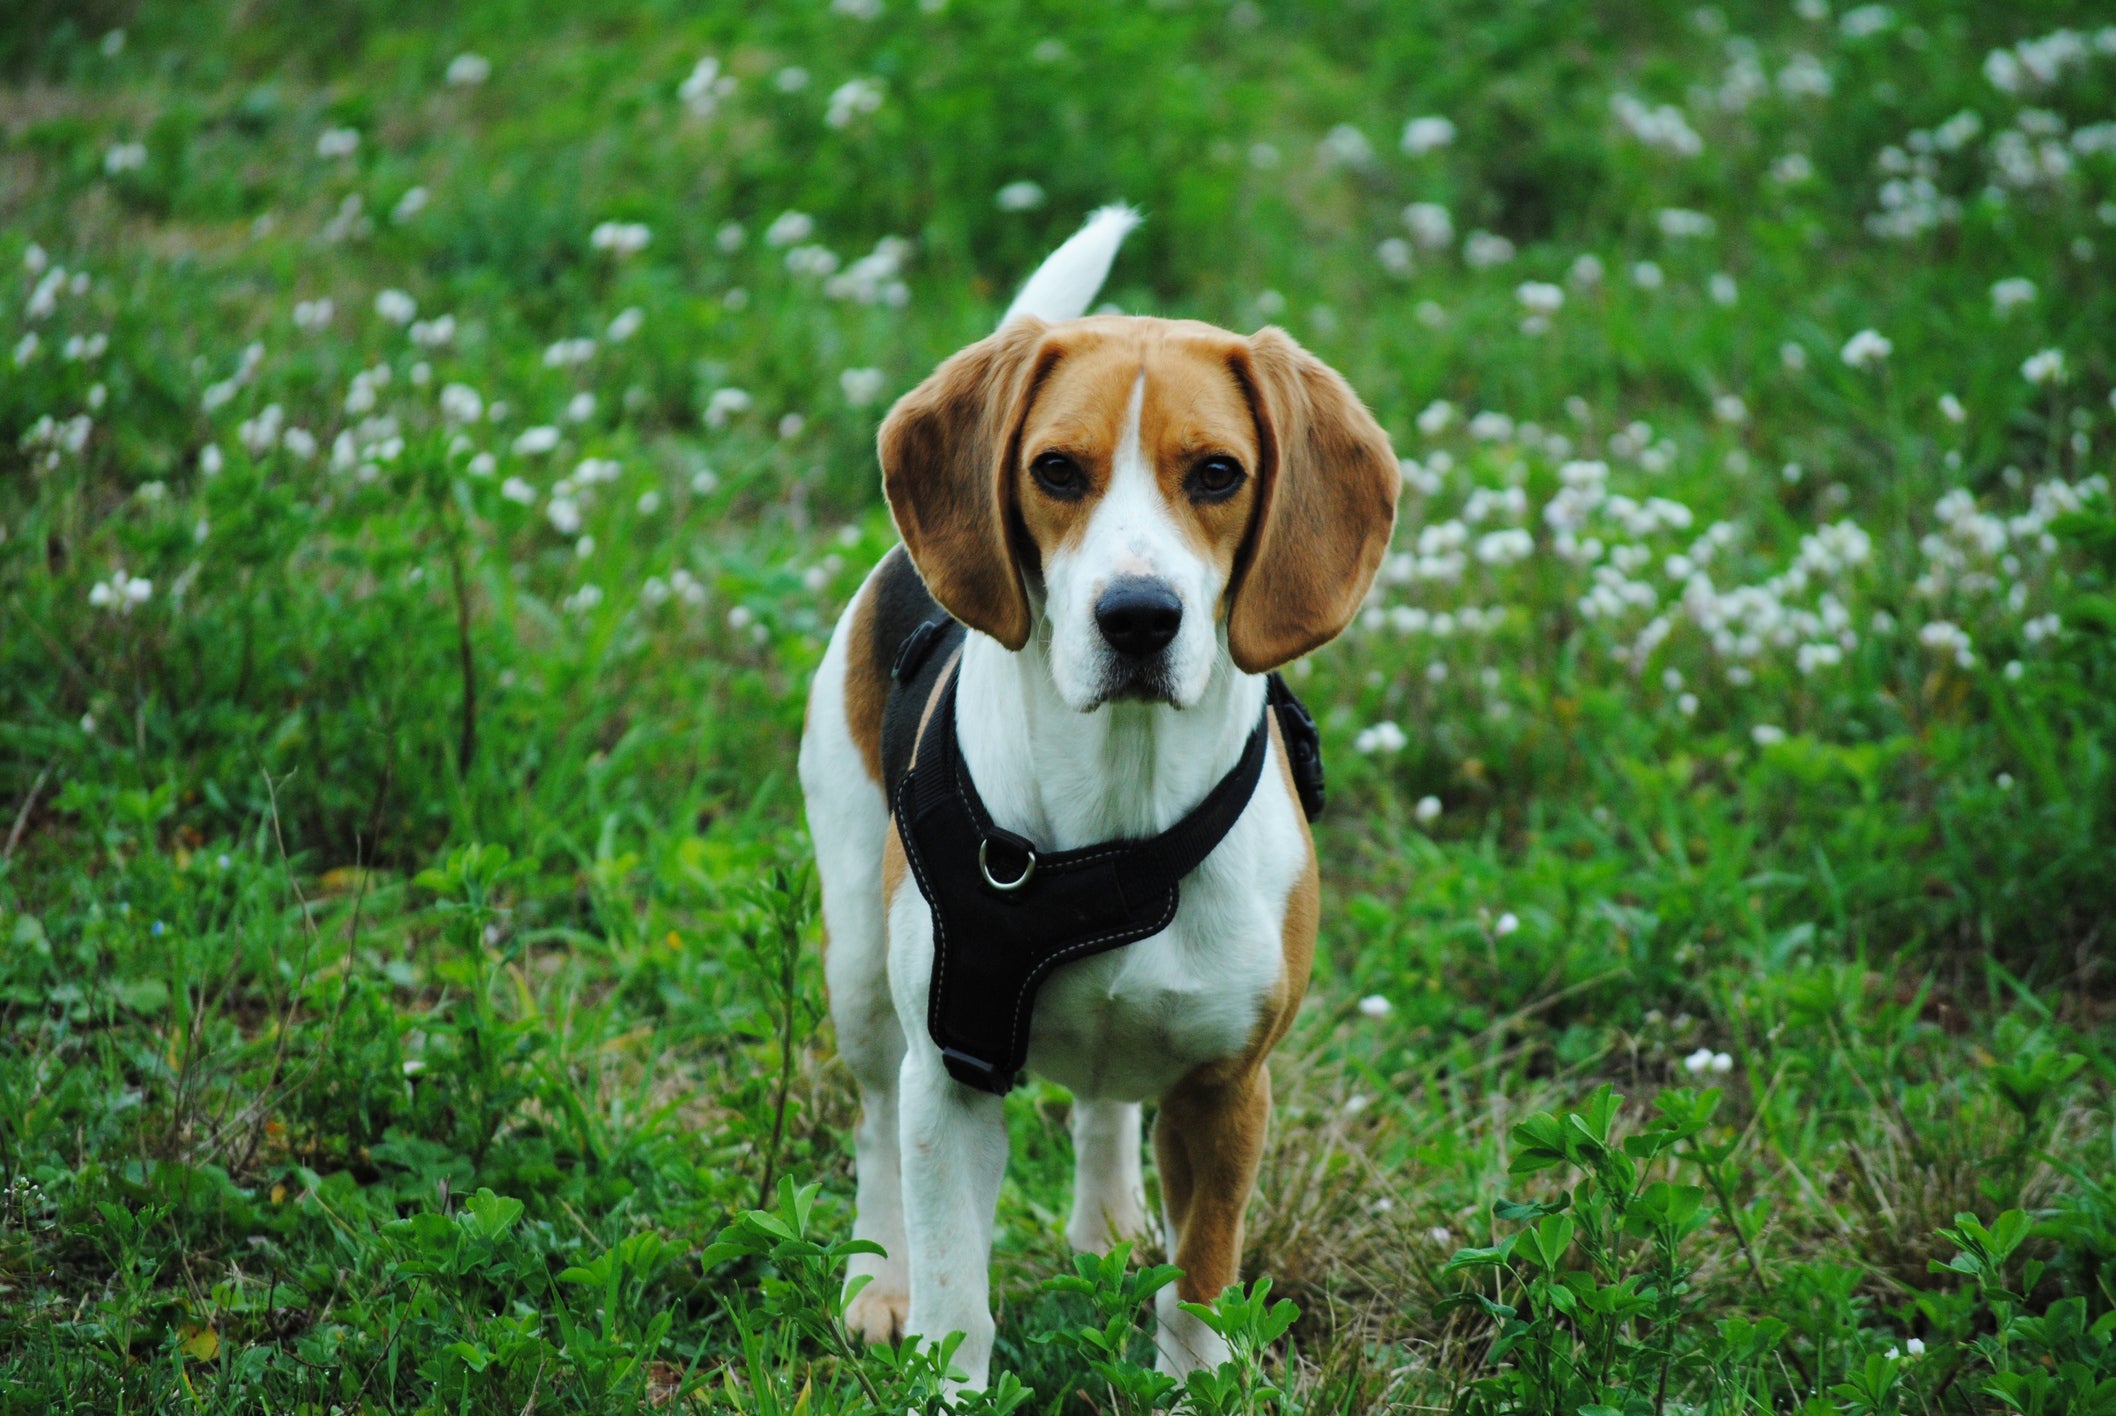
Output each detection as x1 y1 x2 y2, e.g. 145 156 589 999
1000 203 1141 328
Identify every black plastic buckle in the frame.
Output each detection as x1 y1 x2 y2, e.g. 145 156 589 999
891 618 947 682
1268 675 1327 822
941 1048 1016 1095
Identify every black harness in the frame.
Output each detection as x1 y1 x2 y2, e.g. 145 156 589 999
881 602 1325 1096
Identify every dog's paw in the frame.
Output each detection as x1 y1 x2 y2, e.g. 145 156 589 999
845 1283 911 1344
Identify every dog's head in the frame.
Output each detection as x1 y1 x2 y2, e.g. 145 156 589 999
880 315 1398 711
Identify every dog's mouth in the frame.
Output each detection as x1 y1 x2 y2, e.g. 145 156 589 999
1089 659 1181 709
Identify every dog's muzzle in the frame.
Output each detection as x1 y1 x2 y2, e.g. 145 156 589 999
1093 576 1182 701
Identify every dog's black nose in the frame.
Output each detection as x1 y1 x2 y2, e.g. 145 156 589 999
1094 578 1182 658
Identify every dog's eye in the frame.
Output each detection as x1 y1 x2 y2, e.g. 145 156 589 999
1191 456 1246 500
1030 452 1086 499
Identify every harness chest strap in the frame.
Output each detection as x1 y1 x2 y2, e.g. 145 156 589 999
890 645 1314 1096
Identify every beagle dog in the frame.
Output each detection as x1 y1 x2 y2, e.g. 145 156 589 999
798 207 1398 1391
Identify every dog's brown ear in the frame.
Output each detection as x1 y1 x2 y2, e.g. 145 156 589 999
1225 327 1400 673
878 318 1051 650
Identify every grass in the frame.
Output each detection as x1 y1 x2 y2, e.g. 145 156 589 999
3 0 2115 1411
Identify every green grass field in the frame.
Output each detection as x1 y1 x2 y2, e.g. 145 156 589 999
4 2 2116 1411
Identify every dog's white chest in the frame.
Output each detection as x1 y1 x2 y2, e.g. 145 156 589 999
1022 828 1292 1101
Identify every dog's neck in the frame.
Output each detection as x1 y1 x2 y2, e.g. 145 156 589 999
953 627 1267 851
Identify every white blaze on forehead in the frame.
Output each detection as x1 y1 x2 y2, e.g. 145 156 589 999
1093 369 1178 576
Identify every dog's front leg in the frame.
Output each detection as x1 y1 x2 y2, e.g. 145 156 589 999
1151 1063 1270 1377
897 1046 1009 1393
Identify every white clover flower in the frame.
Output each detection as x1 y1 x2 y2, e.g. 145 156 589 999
765 211 815 248
1779 52 1834 98
1319 124 1375 168
1416 400 1455 436
2021 348 2066 385
292 297 334 331
512 425 561 455
199 444 224 477
1657 208 1715 238
1780 341 1809 372
1515 281 1563 314
607 306 644 341
238 403 285 455
1401 115 1456 155
1840 328 1892 368
995 180 1046 212
500 475 536 505
1714 394 1748 424
825 77 884 128
1630 260 1664 289
1356 994 1394 1018
1566 253 1604 288
590 221 651 257
468 452 496 477
375 289 417 325
1468 411 1514 442
104 141 147 175
408 314 455 348
1414 794 1442 824
840 367 886 406
282 426 317 460
1354 721 1408 754
785 244 840 277
1936 392 1966 423
1376 237 1415 276
565 391 596 423
1611 93 1705 154
705 387 752 428
1402 202 1453 250
546 495 582 535
679 56 735 117
389 185 429 224
440 383 483 424
1475 528 1534 565
446 52 491 86
1990 277 2036 315
317 126 360 159
1752 724 1786 746
88 568 152 614
1494 912 1520 936
1709 273 1738 306
1918 620 1974 667
12 332 38 367
563 583 604 614
543 337 596 368
1463 230 1515 268
1771 152 1815 184
1796 641 1843 673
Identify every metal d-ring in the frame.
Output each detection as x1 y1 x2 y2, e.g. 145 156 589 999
978 837 1037 892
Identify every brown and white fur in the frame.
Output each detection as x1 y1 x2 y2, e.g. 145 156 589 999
798 208 1398 1392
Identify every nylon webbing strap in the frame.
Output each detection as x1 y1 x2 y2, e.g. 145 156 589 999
893 673 1269 1095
